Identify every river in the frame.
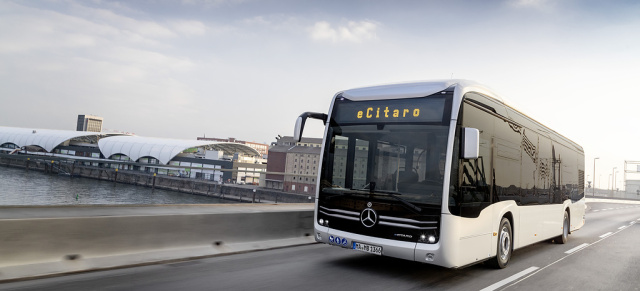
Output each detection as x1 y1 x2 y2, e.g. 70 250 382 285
0 166 235 205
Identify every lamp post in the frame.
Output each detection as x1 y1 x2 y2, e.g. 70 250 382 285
611 167 617 196
615 170 619 195
593 157 599 197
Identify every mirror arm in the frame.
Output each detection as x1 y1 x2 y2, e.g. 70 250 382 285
294 112 328 142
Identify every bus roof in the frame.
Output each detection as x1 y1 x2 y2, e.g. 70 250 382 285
340 79 498 100
338 79 583 153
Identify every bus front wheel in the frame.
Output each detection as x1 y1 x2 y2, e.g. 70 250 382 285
488 217 512 269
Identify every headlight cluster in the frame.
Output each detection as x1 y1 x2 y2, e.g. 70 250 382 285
419 234 437 244
318 218 329 226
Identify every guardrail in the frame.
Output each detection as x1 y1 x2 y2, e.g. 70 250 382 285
0 204 315 282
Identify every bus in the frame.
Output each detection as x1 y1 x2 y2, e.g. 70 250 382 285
293 80 585 268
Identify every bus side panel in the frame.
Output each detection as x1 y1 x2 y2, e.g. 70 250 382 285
569 198 586 231
519 204 564 247
438 209 492 268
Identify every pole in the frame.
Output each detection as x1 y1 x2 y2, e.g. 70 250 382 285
593 157 599 197
611 167 617 196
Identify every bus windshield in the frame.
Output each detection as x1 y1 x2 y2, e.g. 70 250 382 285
319 93 452 207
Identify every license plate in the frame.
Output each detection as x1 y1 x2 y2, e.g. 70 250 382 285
353 242 382 255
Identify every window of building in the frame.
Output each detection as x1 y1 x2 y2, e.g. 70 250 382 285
292 185 296 191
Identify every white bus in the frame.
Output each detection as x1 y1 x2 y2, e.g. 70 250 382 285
294 80 585 268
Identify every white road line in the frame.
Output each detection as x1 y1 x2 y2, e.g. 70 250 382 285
618 226 627 230
565 243 589 254
593 210 599 212
599 232 613 238
480 266 539 291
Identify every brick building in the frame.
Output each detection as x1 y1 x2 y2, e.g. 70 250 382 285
265 136 322 194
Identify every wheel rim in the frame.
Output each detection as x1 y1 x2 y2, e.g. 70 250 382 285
563 214 569 238
499 226 511 261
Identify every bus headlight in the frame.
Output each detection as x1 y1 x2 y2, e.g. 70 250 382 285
419 234 437 244
319 218 324 226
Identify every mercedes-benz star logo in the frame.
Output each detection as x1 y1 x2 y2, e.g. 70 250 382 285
360 208 378 228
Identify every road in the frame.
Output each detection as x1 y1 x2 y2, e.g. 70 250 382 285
1 202 639 291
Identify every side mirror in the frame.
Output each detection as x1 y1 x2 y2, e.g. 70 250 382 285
462 127 479 159
293 112 328 142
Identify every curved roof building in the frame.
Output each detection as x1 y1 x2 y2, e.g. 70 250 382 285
0 126 261 165
98 136 260 165
0 126 120 152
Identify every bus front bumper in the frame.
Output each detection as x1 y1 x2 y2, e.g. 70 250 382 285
315 225 447 267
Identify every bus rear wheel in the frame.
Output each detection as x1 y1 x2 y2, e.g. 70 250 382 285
554 210 569 244
488 217 512 269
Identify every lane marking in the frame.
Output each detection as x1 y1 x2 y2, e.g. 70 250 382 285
565 243 589 254
599 232 612 238
480 266 539 291
618 226 627 230
502 211 638 289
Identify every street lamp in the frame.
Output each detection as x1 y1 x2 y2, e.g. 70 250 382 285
615 170 619 194
612 167 617 196
593 157 599 197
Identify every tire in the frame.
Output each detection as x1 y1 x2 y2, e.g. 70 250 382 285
555 210 569 244
488 217 513 269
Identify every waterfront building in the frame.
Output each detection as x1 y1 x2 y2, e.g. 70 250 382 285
197 136 269 157
265 136 322 194
76 114 103 132
0 126 260 182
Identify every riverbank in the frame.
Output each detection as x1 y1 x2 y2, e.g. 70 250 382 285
0 155 313 204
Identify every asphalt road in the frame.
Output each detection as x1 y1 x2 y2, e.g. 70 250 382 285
2 202 639 291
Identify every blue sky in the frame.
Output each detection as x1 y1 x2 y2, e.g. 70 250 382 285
1 0 639 188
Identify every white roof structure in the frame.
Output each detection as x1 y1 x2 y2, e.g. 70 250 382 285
0 126 261 164
0 126 118 152
98 136 260 165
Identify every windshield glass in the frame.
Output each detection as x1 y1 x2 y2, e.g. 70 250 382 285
319 93 452 206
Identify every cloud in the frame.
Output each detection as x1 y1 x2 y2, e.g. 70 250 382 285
309 20 378 43
169 20 208 36
507 0 557 11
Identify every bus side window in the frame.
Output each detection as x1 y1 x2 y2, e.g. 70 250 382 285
453 100 494 218
493 118 522 204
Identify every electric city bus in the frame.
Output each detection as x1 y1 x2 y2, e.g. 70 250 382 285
293 80 585 268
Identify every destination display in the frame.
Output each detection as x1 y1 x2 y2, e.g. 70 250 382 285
332 96 447 124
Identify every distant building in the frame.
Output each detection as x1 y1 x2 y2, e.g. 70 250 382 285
0 126 262 183
265 136 323 194
197 136 269 157
76 114 103 132
626 180 640 196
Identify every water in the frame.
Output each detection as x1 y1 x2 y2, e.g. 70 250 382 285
0 166 235 205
